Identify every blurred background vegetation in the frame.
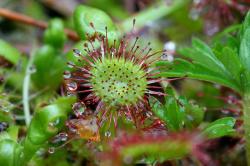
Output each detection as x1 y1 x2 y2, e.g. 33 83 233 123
0 0 249 166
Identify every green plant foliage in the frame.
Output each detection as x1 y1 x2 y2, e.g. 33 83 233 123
150 87 204 131
163 3 202 42
179 79 224 108
0 139 20 166
239 12 250 93
44 19 67 49
2 1 250 166
214 47 242 81
31 45 65 91
73 5 118 41
120 139 191 161
156 10 250 165
202 117 236 139
66 40 100 67
0 96 75 166
178 96 204 129
105 133 194 165
158 37 242 93
120 0 187 32
22 96 75 164
86 0 129 19
0 39 21 65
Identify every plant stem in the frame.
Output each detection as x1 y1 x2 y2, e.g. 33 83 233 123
0 8 79 41
22 50 35 126
243 94 250 165
119 0 187 33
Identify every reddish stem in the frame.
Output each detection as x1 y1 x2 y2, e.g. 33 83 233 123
0 8 79 41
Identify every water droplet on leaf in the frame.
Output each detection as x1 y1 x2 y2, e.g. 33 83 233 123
67 61 75 68
73 49 81 58
29 65 37 74
67 82 77 91
146 111 152 117
72 102 85 117
51 132 68 143
105 131 111 137
189 9 199 20
48 147 55 154
0 122 8 132
67 91 75 96
123 155 133 164
49 118 60 129
63 71 71 79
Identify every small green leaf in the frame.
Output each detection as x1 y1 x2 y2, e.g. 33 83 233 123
150 97 166 123
150 94 185 131
44 18 67 49
73 5 118 41
6 126 19 141
0 39 21 65
31 45 66 91
22 97 76 165
202 117 236 139
121 140 190 161
178 96 204 129
26 96 75 145
0 139 21 166
165 97 184 131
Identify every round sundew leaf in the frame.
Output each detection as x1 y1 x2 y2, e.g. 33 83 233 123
90 58 147 106
73 5 119 42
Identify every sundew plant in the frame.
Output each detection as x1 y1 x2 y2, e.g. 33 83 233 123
0 0 250 166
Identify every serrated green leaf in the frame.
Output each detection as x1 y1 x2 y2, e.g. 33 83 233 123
239 11 250 93
161 37 243 93
150 94 185 131
165 97 184 131
190 38 229 76
150 97 167 123
178 96 204 129
240 28 250 72
215 47 242 81
240 11 250 39
159 59 241 92
212 24 241 44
